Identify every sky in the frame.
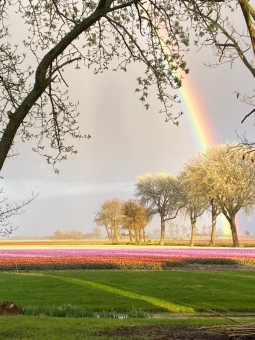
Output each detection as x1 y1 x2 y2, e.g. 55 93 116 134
1 21 255 238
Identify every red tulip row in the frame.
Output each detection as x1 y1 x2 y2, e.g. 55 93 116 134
1 255 255 268
0 256 176 266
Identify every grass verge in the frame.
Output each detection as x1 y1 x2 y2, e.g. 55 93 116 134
0 315 251 340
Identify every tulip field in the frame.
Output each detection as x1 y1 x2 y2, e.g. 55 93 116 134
1 243 255 339
1 245 255 270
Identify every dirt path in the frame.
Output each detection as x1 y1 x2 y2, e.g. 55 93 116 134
94 324 249 339
167 264 255 271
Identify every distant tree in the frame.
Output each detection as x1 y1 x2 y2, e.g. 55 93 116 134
52 229 85 239
52 230 63 239
94 199 123 243
244 230 250 238
167 221 180 239
136 173 182 245
152 228 161 239
216 228 224 238
89 226 102 239
201 225 210 237
122 199 151 244
181 225 189 239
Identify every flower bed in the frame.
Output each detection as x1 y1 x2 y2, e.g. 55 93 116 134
1 247 255 270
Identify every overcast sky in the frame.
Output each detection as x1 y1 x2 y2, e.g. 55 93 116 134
1 36 255 238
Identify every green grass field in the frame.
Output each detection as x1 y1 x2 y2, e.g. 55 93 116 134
1 270 255 313
1 270 255 339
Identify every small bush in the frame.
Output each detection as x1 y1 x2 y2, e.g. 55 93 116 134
23 304 148 318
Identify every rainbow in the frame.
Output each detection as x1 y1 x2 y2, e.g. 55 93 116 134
178 74 236 236
154 22 244 237
178 76 216 153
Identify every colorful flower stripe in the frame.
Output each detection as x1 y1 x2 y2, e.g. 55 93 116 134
1 247 255 258
0 256 181 265
1 247 255 268
1 255 255 267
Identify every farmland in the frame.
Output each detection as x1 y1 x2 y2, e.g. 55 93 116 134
1 238 255 270
1 240 255 339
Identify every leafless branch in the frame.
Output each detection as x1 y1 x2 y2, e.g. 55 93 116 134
241 108 255 123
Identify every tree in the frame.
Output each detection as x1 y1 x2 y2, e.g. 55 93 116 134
2 1 255 173
89 226 102 239
189 0 255 75
136 173 182 245
0 0 197 172
52 229 86 239
122 199 151 244
205 144 255 247
188 1 255 106
94 198 123 243
177 177 207 246
244 230 250 238
181 0 255 130
180 154 221 246
0 190 37 237
183 144 255 247
167 221 180 238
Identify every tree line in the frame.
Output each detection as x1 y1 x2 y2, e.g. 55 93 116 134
95 144 255 247
51 227 102 240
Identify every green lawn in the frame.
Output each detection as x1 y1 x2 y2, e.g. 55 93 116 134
1 270 255 313
0 316 240 340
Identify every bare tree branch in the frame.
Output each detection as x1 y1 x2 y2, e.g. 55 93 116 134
241 108 255 123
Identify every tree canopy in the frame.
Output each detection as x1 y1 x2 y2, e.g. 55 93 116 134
181 144 255 247
94 198 123 243
178 176 208 246
95 198 150 243
1 0 255 173
135 172 182 245
122 199 151 244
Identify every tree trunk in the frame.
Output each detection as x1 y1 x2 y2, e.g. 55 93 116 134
159 216 165 246
139 229 142 243
189 218 196 247
134 229 140 244
105 225 111 243
113 224 119 243
209 209 217 247
109 226 114 243
142 229 146 243
128 229 133 244
229 216 240 247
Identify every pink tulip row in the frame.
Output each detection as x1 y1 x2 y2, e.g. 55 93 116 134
0 246 255 258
